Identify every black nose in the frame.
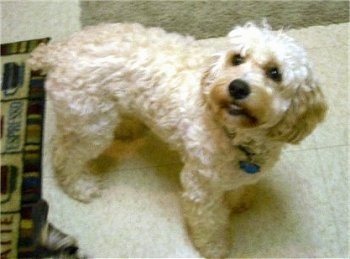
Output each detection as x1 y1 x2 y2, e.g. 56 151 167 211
228 79 250 99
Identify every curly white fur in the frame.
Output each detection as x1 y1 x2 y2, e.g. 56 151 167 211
28 22 327 258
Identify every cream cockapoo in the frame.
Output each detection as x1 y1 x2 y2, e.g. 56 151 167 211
29 22 327 258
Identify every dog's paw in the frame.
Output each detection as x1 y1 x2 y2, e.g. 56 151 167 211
60 175 102 203
195 236 231 259
188 224 232 259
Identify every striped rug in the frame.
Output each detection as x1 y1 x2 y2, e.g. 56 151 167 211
1 38 87 259
1 38 48 258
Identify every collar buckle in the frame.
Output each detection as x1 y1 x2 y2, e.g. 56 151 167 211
239 161 260 174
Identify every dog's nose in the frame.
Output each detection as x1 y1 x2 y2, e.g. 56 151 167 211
228 79 250 99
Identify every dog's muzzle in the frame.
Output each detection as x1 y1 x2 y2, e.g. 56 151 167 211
227 79 252 117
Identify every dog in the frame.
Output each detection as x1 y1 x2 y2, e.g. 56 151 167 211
29 22 327 258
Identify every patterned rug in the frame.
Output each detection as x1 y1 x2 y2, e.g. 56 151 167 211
1 38 49 258
1 39 86 259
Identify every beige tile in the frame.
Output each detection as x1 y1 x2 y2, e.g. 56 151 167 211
311 48 348 108
230 146 348 257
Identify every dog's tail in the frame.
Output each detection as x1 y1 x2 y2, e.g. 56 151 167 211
28 42 61 73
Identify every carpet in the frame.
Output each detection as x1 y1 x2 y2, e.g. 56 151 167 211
80 0 349 38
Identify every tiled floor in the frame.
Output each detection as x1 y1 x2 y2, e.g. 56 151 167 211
41 23 349 258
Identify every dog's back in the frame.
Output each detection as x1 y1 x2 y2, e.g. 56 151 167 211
28 23 217 153
29 23 198 73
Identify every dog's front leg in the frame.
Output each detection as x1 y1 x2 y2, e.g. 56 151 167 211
180 166 232 258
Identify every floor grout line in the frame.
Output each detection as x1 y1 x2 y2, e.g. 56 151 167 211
284 144 348 153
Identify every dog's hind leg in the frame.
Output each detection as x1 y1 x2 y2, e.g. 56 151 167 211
52 112 118 203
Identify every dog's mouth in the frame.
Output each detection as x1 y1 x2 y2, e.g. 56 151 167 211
227 103 246 116
226 103 257 123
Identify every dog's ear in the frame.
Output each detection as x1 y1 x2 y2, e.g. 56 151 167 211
268 79 327 144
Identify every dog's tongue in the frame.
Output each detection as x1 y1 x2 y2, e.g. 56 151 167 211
228 104 245 116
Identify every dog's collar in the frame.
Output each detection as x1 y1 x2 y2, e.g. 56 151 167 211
237 145 260 174
240 161 260 174
223 128 261 174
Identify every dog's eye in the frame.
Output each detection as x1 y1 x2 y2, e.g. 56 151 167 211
266 67 282 82
232 54 244 66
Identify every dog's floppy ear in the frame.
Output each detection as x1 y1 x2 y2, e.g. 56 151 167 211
268 79 327 144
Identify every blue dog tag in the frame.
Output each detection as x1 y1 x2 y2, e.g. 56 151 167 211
239 161 260 174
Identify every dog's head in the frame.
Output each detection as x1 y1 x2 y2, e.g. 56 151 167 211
202 22 327 144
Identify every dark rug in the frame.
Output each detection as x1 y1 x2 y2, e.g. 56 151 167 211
1 38 49 258
1 39 85 259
